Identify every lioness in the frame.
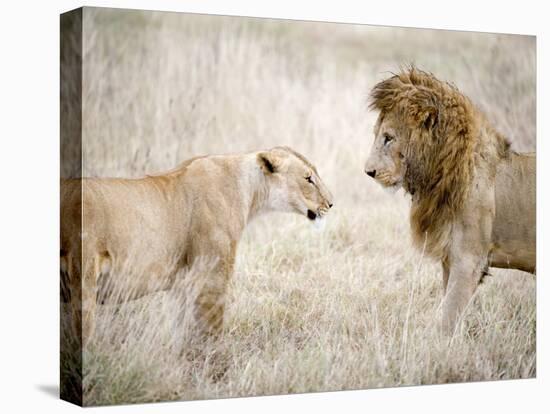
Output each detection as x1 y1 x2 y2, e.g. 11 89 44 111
61 146 333 343
364 68 535 333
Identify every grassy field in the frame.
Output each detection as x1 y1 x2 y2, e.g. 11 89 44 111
65 8 536 406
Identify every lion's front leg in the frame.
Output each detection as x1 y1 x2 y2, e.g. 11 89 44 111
440 188 494 334
440 249 489 334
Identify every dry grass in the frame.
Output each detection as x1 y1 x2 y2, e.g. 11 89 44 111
64 8 536 406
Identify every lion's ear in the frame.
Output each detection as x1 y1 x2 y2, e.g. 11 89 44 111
421 106 438 130
257 151 280 174
408 89 438 131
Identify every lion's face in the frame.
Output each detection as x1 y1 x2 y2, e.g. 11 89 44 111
364 113 407 190
258 147 333 224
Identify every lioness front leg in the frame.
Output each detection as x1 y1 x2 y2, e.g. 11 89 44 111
440 252 486 334
82 255 101 346
192 242 236 339
195 266 230 338
67 255 99 347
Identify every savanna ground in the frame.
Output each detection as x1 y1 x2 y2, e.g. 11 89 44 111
61 8 536 406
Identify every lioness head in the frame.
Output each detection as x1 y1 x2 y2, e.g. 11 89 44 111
257 146 333 224
364 112 408 190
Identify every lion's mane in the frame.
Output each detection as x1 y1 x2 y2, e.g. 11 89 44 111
369 67 510 258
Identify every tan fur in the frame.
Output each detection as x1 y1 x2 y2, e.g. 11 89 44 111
364 68 535 333
61 147 333 344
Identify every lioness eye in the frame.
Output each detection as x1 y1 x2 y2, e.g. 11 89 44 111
306 175 314 184
383 133 394 146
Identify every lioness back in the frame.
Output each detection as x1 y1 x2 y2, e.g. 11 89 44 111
64 177 190 252
61 176 194 304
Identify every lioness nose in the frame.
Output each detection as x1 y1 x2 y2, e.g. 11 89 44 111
366 169 376 178
328 203 333 209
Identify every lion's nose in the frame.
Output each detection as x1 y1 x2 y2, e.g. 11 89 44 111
366 169 376 178
328 203 333 209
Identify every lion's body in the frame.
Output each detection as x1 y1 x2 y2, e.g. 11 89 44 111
490 152 536 272
61 148 333 343
365 68 535 332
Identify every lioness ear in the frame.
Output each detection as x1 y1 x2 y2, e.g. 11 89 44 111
257 152 279 174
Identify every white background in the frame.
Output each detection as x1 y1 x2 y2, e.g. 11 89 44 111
0 0 547 412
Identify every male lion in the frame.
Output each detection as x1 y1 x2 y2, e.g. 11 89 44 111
61 146 333 344
364 68 535 333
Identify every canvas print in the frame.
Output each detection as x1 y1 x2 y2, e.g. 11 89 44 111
60 7 536 406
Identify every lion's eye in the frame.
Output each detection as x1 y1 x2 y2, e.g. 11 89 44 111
383 133 394 146
306 175 314 184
